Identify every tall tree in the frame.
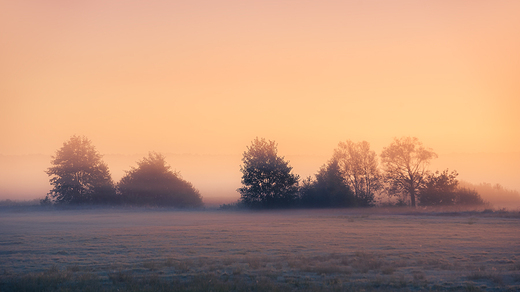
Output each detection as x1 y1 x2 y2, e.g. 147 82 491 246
238 137 299 208
380 137 437 207
45 135 116 204
333 140 381 206
118 152 203 207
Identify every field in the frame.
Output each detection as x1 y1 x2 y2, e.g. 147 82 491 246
1 207 519 291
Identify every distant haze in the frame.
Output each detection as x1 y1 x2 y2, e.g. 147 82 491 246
1 1 519 203
1 152 519 207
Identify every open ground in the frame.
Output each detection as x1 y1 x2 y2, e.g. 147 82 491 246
1 207 519 291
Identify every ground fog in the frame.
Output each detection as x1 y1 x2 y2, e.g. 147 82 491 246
1 208 519 291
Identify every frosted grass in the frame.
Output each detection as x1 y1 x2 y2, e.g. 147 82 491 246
0 208 519 291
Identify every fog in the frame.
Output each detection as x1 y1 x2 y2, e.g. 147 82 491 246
0 153 326 204
1 152 520 209
2 1 520 290
2 1 520 208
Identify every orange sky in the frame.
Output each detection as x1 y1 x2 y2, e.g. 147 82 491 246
1 1 519 200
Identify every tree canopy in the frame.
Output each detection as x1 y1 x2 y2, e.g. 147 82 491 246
238 138 299 208
118 152 203 207
299 157 354 208
418 169 459 206
418 169 486 206
334 140 381 206
380 137 437 207
45 135 116 204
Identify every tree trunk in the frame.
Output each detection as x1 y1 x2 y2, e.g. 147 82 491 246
410 190 416 207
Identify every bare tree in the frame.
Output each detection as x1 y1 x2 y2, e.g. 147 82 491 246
380 137 437 207
333 140 381 206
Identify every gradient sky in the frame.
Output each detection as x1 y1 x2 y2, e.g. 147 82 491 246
1 1 519 200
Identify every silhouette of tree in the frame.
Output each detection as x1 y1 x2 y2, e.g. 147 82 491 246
238 138 299 208
334 140 381 206
118 152 203 207
418 169 459 206
380 137 437 207
455 188 486 206
418 169 486 206
45 135 116 204
299 157 354 207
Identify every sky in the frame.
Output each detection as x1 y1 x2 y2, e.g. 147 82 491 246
1 0 519 201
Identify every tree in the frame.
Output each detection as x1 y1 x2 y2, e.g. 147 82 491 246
299 157 355 208
238 138 299 208
333 140 381 206
418 169 459 206
455 188 486 206
418 169 486 206
380 137 437 207
118 152 203 207
45 135 116 204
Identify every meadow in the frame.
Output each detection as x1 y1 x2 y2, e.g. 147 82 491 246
1 207 519 291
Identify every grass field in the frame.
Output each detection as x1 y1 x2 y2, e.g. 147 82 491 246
1 207 519 291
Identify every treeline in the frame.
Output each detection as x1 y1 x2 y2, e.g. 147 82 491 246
42 135 486 209
236 137 486 209
42 136 203 207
